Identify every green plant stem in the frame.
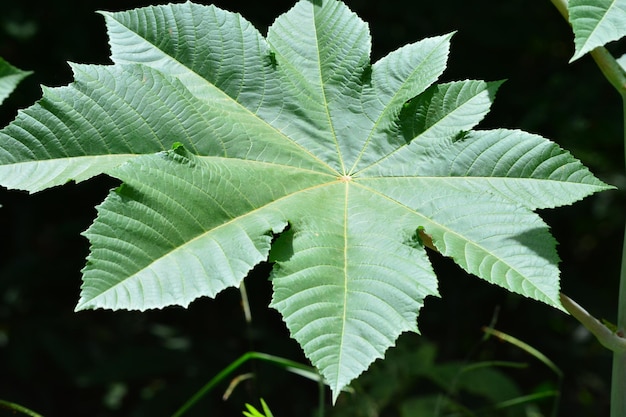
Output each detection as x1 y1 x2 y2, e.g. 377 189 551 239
0 400 43 417
476 391 560 414
560 293 626 352
483 327 563 378
590 48 626 94
239 281 252 324
612 99 626 417
171 352 325 417
595 46 626 417
483 326 563 417
590 37 626 417
548 1 626 415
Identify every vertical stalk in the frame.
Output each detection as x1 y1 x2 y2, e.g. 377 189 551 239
612 99 626 417
599 50 626 417
619 99 626 331
547 1 626 415
612 335 626 416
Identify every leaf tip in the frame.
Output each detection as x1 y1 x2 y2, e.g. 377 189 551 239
568 50 584 63
437 31 456 51
74 298 92 312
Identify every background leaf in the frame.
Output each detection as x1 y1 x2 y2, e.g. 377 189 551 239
568 0 626 62
0 57 31 106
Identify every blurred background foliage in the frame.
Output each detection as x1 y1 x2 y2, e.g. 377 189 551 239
0 0 622 416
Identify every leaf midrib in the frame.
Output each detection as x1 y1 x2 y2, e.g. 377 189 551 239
348 36 450 175
353 80 500 179
103 10 337 175
355 181 561 305
80 168 338 307
571 0 625 60
311 2 346 174
336 180 350 393
577 0 620 45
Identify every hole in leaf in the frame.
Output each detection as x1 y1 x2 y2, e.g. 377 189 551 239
268 223 294 264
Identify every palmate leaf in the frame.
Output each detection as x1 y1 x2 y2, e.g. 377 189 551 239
568 0 626 62
0 57 31 106
0 0 612 400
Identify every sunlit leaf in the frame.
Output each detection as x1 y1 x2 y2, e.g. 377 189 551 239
0 0 612 400
0 57 31 106
568 0 626 62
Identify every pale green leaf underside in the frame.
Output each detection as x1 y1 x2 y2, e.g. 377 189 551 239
0 57 31 105
77 148 332 311
569 0 626 62
0 0 612 401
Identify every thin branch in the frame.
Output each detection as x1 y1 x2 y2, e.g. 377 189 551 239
590 48 626 96
560 293 626 353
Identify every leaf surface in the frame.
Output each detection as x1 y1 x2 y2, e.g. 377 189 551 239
0 57 31 106
78 147 329 310
568 0 626 61
0 0 612 400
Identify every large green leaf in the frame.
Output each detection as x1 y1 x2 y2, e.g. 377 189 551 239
568 0 626 62
0 57 31 106
0 0 612 400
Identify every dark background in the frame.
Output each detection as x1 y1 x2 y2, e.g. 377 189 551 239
0 0 623 416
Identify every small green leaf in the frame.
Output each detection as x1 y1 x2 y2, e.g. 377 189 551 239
602 318 619 333
243 399 274 417
568 0 626 62
0 57 31 105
